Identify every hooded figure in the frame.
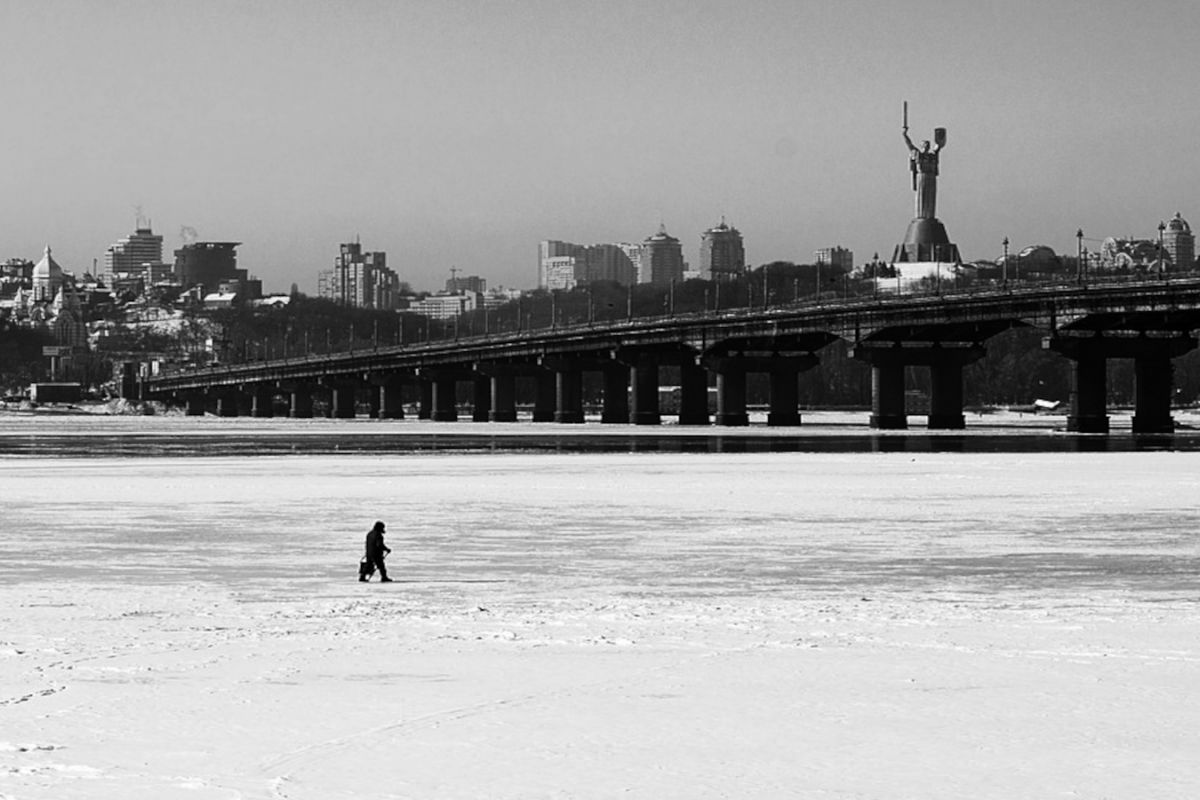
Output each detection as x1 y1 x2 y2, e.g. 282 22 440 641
362 520 392 582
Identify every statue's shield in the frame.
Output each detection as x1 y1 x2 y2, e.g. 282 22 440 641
934 127 947 147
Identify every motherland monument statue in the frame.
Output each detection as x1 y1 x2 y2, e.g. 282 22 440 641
892 101 961 265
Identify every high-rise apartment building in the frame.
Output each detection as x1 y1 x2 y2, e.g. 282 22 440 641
538 240 636 290
105 224 168 285
699 219 745 281
1164 212 1194 271
317 241 398 309
638 225 685 285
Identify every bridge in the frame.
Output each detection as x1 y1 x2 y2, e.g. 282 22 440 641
141 278 1200 434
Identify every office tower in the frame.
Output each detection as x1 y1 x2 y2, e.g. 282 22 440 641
638 225 685 285
700 219 745 281
105 224 167 285
317 241 398 309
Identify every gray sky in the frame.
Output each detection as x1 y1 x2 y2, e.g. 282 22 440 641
4 0 1198 293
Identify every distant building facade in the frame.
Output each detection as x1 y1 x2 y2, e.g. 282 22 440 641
1164 212 1194 271
409 292 479 320
700 220 745 281
638 225 685 286
105 224 169 287
538 240 636 290
447 274 487 294
317 241 398 309
814 246 854 271
175 242 244 296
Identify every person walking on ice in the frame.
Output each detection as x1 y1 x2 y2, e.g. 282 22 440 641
360 520 392 582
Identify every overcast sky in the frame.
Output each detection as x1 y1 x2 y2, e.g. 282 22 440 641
4 0 1198 293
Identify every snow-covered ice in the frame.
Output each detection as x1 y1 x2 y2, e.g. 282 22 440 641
2 416 1199 798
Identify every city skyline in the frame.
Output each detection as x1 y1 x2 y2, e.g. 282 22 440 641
3 0 1198 294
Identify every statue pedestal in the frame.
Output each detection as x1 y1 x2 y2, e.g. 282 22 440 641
892 218 961 264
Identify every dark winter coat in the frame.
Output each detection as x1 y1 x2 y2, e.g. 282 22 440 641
365 529 390 561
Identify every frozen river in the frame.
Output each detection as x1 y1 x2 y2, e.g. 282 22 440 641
2 414 1200 798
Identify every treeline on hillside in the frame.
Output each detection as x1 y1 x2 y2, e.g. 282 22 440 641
0 323 54 392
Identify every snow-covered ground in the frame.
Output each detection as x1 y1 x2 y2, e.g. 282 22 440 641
2 419 1200 798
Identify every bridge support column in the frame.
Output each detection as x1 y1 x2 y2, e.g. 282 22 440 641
1133 355 1175 434
376 377 405 420
288 386 314 419
554 365 585 424
216 392 239 418
630 359 661 426
1048 333 1197 435
330 383 358 419
678 360 710 426
1068 356 1108 434
927 353 984 430
601 364 629 424
184 393 206 417
250 387 275 418
767 365 801 427
417 379 433 419
713 363 748 427
471 376 491 422
852 344 983 431
431 376 457 422
532 372 557 422
488 373 518 422
870 363 907 430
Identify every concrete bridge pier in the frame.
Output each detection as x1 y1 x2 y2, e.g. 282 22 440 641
1133 355 1175 434
870 361 907 430
678 359 710 426
710 360 749 427
374 376 406 420
1049 333 1197 434
629 358 661 426
287 385 314 419
429 374 458 422
250 386 275 418
416 379 433 419
471 376 492 422
541 359 584 424
767 365 802 427
328 381 358 419
486 370 519 422
532 372 556 422
601 363 629 424
215 390 240 418
1069 356 1109 434
765 354 820 427
927 349 985 429
183 392 206 417
853 344 983 430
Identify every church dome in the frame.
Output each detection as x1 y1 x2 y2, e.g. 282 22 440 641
1166 212 1190 233
32 245 63 281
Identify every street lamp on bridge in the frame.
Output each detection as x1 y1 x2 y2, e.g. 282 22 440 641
1076 229 1084 285
1002 237 1009 288
1158 220 1166 280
